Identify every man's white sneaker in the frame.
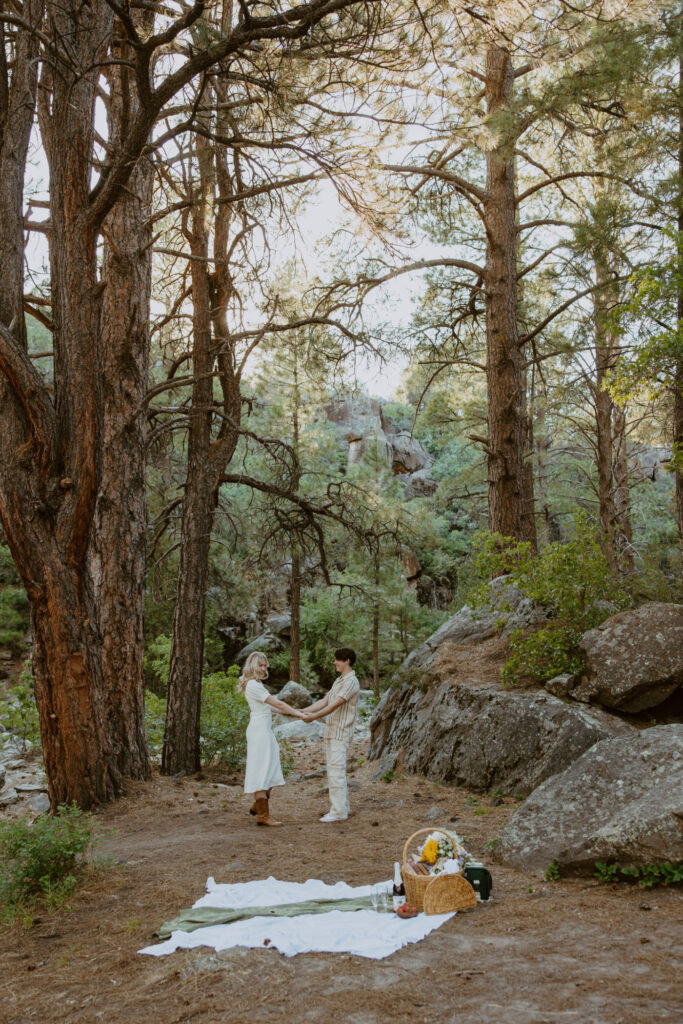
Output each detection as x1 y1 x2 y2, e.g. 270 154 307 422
319 813 347 822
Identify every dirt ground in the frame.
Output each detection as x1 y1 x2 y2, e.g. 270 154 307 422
1 739 681 1024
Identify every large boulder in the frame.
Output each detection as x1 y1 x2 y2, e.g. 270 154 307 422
275 680 312 709
396 578 547 683
265 612 292 638
369 680 634 797
323 397 392 469
494 725 683 871
389 431 432 474
570 603 683 713
234 632 285 665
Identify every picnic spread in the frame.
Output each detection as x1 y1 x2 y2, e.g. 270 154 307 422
139 829 492 960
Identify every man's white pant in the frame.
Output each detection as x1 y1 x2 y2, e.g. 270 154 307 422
324 738 350 819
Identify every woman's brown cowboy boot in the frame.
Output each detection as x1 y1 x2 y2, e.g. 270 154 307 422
249 788 271 816
254 797 282 826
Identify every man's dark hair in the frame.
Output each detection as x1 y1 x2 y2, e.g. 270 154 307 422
335 647 356 666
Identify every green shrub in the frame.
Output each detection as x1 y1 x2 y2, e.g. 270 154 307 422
0 662 41 750
0 805 96 921
595 860 683 888
0 585 31 649
143 690 167 759
143 634 173 696
545 860 560 881
502 626 583 687
470 515 629 685
0 544 21 586
144 665 249 769
200 667 249 768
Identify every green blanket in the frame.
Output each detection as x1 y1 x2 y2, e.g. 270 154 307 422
156 895 378 940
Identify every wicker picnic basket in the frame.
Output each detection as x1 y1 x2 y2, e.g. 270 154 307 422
401 828 477 915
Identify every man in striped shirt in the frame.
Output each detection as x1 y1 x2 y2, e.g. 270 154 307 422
302 648 360 822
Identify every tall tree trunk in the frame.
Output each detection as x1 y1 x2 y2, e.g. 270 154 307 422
162 85 241 774
289 352 301 681
372 553 380 699
484 45 531 542
535 391 552 548
612 402 634 573
92 18 153 779
290 544 301 681
0 1 125 808
676 36 683 584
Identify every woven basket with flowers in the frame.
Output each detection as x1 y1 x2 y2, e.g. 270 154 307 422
401 827 477 915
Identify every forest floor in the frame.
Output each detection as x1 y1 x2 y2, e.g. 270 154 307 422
1 739 681 1024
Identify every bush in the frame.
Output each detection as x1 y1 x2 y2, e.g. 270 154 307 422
0 662 41 751
470 516 629 685
502 627 583 687
144 690 167 759
0 585 31 650
200 668 249 768
0 805 96 921
144 665 249 769
594 860 683 889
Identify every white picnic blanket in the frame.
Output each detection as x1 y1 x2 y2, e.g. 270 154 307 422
139 876 455 960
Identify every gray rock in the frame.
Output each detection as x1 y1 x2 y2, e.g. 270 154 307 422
573 603 683 712
494 725 683 872
265 612 292 638
16 783 48 793
0 786 18 806
324 397 393 469
371 752 397 781
274 719 324 742
4 758 27 770
424 805 448 821
369 680 634 797
404 469 438 500
275 680 312 709
304 770 325 779
395 578 548 684
28 792 51 814
389 431 433 474
544 674 576 698
234 632 285 664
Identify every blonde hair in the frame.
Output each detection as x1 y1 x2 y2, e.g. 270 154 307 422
237 651 269 693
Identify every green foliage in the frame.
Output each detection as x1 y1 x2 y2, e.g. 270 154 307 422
0 585 31 649
144 665 248 769
199 668 249 768
143 690 167 759
502 627 583 687
594 860 683 889
470 516 628 685
143 634 173 696
0 662 41 751
0 544 21 586
545 860 560 882
0 805 96 922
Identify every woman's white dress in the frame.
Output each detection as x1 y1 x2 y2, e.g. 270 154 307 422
243 678 285 794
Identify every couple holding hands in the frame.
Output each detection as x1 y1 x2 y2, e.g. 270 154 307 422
238 647 360 827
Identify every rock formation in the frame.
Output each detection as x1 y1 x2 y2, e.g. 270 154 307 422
494 724 683 871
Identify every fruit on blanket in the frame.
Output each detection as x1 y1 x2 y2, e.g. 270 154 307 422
397 903 418 919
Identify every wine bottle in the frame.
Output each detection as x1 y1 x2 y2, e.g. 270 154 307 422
392 861 405 911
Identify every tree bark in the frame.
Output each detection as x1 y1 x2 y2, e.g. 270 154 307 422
92 17 153 780
484 45 532 543
162 87 241 774
676 35 683 584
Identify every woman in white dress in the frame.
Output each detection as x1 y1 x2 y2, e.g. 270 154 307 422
238 651 307 827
